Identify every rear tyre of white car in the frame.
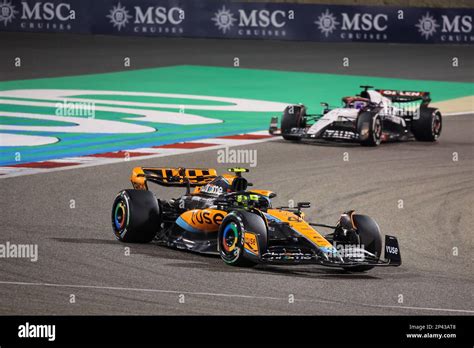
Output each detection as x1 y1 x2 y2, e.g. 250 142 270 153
412 107 442 142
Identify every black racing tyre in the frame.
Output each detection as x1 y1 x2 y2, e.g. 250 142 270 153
218 214 257 267
356 112 382 146
412 107 442 142
111 189 161 243
346 214 383 272
281 105 306 141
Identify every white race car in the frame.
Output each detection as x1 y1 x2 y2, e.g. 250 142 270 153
269 86 442 146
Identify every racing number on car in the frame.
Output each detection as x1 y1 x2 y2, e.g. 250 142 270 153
244 232 259 256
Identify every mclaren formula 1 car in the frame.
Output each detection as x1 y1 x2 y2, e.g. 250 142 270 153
269 86 442 146
111 167 401 272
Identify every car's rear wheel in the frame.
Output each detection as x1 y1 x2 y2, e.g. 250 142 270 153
357 112 382 146
111 189 161 243
412 107 442 142
281 105 306 141
218 215 256 267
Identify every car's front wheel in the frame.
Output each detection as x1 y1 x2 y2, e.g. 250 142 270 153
281 105 306 141
218 216 255 267
344 214 382 272
357 112 382 146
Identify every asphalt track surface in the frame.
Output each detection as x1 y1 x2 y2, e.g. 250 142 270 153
0 33 473 315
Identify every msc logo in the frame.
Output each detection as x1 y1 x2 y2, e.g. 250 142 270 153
107 2 131 31
1 0 74 27
315 9 388 41
108 2 184 33
134 6 184 25
21 2 75 21
341 13 388 31
416 12 472 42
415 12 439 39
314 9 339 37
212 5 289 37
212 6 236 34
11 1 76 31
0 0 17 26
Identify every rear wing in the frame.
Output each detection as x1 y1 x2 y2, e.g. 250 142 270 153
376 89 431 104
131 167 217 190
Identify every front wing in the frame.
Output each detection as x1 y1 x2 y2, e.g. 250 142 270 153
259 235 401 268
270 116 360 142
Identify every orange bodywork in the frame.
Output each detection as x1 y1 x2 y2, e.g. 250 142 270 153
179 209 228 232
244 232 259 256
266 209 333 249
131 166 218 190
131 167 147 190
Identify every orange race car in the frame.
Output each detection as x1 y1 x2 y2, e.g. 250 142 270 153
111 167 401 272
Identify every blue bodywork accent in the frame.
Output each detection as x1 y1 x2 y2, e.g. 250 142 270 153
176 217 203 234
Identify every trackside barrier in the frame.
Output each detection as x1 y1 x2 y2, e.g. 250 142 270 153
0 0 472 44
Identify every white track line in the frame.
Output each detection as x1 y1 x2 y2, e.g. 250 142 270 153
297 297 474 314
52 157 100 163
0 167 46 175
0 280 471 314
0 280 283 301
444 111 474 117
188 138 254 145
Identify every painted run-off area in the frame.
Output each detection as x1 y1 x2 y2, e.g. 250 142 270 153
0 65 472 165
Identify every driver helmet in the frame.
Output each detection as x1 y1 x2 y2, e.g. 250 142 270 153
353 101 367 109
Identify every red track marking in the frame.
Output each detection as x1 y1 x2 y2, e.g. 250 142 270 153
153 142 216 149
7 161 80 169
218 134 272 140
0 133 276 178
87 151 151 158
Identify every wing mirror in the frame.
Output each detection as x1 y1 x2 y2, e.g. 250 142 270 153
320 102 329 114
